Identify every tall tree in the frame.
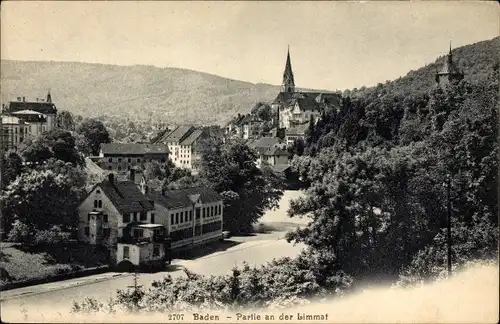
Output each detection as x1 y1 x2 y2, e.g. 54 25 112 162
76 119 111 156
198 138 284 233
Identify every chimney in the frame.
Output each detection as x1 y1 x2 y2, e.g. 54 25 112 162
108 173 115 183
22 97 26 102
17 97 21 102
36 98 39 102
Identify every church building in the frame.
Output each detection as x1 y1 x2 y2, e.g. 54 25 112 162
271 48 341 132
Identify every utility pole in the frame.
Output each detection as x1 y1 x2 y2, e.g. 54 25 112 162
127 270 143 308
446 173 452 276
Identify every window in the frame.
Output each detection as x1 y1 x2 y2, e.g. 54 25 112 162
96 189 101 194
103 228 110 238
196 208 201 220
211 206 214 217
189 210 193 221
153 245 160 257
175 213 179 224
118 165 122 171
133 213 138 222
118 158 122 162
108 158 112 163
84 227 90 236
123 246 130 259
140 212 147 221
94 200 98 208
171 214 174 225
98 200 102 208
151 213 155 223
180 212 184 223
123 213 130 223
103 214 108 222
128 158 131 163
88 214 91 222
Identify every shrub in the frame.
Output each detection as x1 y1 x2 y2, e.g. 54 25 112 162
7 221 33 244
33 226 71 245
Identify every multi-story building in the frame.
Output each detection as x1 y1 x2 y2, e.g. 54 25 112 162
99 143 170 172
249 137 289 168
77 173 168 268
225 114 245 138
285 122 309 146
153 125 222 173
143 184 224 250
3 92 57 132
240 114 264 140
270 49 341 130
0 116 30 151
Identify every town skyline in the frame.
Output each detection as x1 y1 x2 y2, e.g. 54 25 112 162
1 1 498 91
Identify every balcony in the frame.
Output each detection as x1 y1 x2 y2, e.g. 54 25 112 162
117 235 168 245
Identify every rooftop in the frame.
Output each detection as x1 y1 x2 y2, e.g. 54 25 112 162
159 125 196 143
100 143 169 155
94 176 155 214
148 186 222 210
6 101 57 115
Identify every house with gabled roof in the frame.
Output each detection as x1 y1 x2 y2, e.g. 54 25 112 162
77 173 169 268
152 125 223 173
3 91 58 131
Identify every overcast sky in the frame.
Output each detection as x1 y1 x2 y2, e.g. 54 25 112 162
1 1 498 91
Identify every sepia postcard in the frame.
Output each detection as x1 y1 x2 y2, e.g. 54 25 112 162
0 1 498 323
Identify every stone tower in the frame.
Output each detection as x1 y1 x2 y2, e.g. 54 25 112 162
281 47 295 93
435 44 464 86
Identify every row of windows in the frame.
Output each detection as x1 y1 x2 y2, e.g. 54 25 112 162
107 157 168 163
123 212 151 223
170 205 222 225
171 210 193 225
202 220 222 234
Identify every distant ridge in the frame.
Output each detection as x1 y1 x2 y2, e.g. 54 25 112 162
2 37 498 124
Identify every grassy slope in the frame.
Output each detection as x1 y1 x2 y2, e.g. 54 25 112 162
0 243 109 285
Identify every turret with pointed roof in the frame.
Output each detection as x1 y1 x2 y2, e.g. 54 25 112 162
436 44 464 86
281 47 295 93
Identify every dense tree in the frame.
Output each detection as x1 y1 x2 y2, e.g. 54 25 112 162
56 110 75 131
20 129 83 166
76 119 111 156
1 168 83 235
2 150 24 186
198 138 284 233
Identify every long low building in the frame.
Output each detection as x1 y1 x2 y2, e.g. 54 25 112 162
99 143 170 172
77 171 224 268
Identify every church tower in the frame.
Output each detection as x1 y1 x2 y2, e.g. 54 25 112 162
281 47 295 93
435 43 464 86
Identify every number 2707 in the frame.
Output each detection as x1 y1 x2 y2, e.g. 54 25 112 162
168 314 184 321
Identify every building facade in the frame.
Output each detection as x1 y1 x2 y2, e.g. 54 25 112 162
99 143 170 172
0 116 30 151
145 186 224 250
153 125 223 173
77 173 168 268
271 49 341 130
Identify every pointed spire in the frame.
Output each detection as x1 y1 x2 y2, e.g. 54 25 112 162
282 46 295 93
46 89 52 103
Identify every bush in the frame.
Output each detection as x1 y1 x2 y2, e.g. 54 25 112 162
33 226 71 245
72 249 354 314
7 221 33 244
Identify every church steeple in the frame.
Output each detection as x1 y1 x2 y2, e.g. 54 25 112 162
436 42 464 86
46 90 52 103
281 46 295 93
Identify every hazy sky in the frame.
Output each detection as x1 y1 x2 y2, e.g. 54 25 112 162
1 1 498 90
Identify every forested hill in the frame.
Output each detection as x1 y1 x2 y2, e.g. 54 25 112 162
349 37 499 99
0 61 283 125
